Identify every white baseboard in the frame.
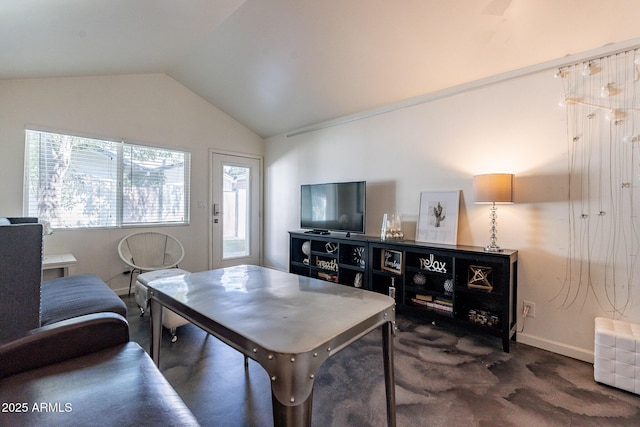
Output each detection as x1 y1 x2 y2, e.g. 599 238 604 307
517 333 593 363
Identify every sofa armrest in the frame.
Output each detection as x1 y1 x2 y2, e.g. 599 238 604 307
7 217 38 224
0 312 130 379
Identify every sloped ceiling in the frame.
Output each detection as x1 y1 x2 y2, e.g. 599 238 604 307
2 0 640 137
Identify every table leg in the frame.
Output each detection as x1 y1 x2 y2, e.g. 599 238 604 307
149 298 163 367
382 321 396 427
271 392 313 427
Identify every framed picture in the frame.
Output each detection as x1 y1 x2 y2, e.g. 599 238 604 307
381 249 403 274
416 190 460 245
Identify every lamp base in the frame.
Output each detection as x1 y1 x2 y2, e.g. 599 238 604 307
485 203 503 252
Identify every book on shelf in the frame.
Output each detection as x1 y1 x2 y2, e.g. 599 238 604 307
411 298 453 312
426 301 453 312
317 272 338 282
414 294 433 302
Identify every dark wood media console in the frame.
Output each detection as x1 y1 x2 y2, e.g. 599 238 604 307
289 231 518 352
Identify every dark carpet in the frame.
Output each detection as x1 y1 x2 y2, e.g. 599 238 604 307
125 296 640 426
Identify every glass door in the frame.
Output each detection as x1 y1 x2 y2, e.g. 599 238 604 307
210 152 261 268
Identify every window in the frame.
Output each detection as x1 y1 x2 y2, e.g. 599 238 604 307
24 129 190 228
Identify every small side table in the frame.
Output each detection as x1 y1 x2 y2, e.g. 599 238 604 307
42 253 77 280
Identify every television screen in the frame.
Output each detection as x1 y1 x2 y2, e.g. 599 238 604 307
300 181 366 234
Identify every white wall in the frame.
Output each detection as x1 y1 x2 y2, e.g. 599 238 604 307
264 69 640 362
0 74 263 293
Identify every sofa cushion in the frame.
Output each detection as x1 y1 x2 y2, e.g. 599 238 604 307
41 274 127 326
0 342 200 426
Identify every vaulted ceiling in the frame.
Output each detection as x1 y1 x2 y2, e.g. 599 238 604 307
2 0 640 137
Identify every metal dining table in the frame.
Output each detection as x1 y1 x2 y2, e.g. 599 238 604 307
146 265 396 427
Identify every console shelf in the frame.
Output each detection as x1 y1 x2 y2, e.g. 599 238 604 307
289 232 367 288
289 231 518 352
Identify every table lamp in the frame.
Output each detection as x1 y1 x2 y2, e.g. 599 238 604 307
473 173 513 252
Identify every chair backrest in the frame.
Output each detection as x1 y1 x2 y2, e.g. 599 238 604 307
118 232 184 271
0 221 42 342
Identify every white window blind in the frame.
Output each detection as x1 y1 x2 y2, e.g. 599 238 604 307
24 129 190 228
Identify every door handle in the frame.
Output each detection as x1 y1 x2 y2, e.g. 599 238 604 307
213 203 221 216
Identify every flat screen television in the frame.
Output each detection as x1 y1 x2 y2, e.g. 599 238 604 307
300 181 366 234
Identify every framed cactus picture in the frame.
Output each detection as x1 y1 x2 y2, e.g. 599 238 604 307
416 190 460 245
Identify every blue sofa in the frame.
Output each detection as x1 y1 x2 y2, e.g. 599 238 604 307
0 217 200 426
0 217 126 342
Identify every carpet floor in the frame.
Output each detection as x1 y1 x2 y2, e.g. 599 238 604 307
125 296 640 426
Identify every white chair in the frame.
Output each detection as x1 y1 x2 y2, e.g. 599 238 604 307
118 231 185 296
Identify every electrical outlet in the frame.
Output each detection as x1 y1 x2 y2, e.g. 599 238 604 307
523 300 536 318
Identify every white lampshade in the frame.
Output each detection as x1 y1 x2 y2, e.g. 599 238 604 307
473 174 514 204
